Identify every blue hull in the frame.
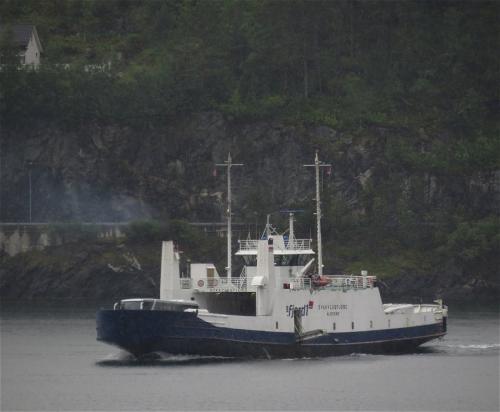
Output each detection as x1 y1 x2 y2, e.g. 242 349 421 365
96 309 446 358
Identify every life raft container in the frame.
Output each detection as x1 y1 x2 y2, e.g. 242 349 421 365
312 275 331 287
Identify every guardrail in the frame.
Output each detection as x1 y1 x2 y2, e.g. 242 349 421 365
238 238 312 251
286 239 313 250
180 275 376 292
287 275 376 290
182 277 249 291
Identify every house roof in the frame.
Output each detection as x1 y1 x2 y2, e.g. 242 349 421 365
0 24 43 52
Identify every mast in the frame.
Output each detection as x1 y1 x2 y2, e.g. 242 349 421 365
288 212 296 249
304 150 331 276
266 214 271 238
216 152 243 279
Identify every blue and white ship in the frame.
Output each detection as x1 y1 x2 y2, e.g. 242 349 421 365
97 152 447 358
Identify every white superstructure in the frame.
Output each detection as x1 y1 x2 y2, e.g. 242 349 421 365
157 151 446 335
159 225 446 336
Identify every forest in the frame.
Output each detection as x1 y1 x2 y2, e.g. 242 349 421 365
1 1 497 130
0 0 498 294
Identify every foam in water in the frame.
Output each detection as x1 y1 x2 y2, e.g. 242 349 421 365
452 343 500 349
435 343 500 353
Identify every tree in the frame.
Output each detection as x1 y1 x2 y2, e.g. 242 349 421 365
0 24 20 66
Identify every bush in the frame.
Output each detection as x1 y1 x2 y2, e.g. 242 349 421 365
124 220 170 242
47 223 99 243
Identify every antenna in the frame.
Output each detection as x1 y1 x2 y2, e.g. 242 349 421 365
304 150 331 276
215 152 243 279
280 209 304 249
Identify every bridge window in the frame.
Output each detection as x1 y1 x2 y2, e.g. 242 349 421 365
274 255 298 266
243 256 257 266
273 254 311 266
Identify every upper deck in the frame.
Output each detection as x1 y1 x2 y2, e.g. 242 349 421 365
180 274 377 293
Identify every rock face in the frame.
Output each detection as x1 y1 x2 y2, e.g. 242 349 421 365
379 267 500 305
1 111 498 303
3 111 498 223
3 113 333 222
0 241 159 300
0 238 497 304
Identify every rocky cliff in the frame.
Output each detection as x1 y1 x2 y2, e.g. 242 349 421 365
3 112 494 220
1 112 499 302
1 236 497 305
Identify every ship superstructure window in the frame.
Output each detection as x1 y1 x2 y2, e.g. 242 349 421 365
140 300 153 310
351 322 355 330
333 322 336 330
388 319 391 328
275 321 279 329
274 254 309 266
370 320 373 328
242 256 257 266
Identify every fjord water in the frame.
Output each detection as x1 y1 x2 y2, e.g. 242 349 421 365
1 302 498 411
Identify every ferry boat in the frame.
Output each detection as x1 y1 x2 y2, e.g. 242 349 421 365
97 152 447 358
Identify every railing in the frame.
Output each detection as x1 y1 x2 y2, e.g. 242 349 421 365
285 239 313 250
237 240 258 250
332 275 376 290
383 303 444 315
182 277 248 291
287 275 376 291
238 238 312 251
180 275 376 292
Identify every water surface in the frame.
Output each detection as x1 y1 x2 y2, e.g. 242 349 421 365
1 302 498 411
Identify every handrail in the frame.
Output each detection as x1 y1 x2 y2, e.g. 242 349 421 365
181 277 249 291
238 238 312 251
287 275 377 290
181 275 377 292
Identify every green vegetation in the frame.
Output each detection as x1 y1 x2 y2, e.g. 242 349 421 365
47 222 100 243
1 0 498 280
124 219 226 267
1 0 497 132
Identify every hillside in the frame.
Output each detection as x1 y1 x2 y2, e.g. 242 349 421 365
0 0 498 301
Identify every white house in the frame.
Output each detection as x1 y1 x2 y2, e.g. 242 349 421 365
0 24 43 67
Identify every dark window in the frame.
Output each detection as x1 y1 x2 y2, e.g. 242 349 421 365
275 321 279 329
351 322 355 330
333 322 336 331
370 320 373 328
243 256 257 266
274 255 299 266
